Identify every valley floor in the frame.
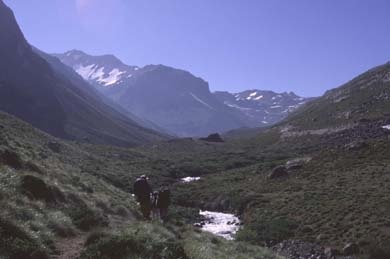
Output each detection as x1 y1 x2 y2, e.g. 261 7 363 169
1 111 390 258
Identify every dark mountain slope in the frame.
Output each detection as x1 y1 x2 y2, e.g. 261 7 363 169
0 1 167 146
36 48 172 136
113 65 251 136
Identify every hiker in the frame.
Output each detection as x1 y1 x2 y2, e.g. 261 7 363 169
157 187 171 222
133 175 152 219
151 191 160 220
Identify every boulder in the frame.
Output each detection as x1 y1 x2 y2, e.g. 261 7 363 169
324 247 339 258
0 149 23 169
342 242 359 255
268 166 288 179
285 157 312 171
47 141 61 153
194 222 204 228
344 140 368 151
200 133 224 143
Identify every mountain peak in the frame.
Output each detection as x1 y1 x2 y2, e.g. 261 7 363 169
54 50 141 88
214 89 312 126
0 0 30 58
62 50 124 66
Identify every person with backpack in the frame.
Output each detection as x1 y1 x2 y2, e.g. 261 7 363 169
157 187 171 222
151 191 160 220
133 175 152 220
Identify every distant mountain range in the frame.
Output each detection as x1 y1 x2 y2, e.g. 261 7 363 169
0 0 313 141
214 90 313 127
55 50 312 136
0 1 167 146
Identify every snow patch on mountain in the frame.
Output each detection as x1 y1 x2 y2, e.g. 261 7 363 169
76 64 103 81
99 68 125 86
190 93 214 110
75 64 126 87
214 90 312 127
225 102 252 111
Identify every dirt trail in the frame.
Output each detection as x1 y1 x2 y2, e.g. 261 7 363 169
52 233 87 259
52 215 135 259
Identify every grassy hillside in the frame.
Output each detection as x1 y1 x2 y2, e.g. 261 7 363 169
0 111 279 259
283 63 390 130
2 95 388 258
2 61 390 259
168 119 390 257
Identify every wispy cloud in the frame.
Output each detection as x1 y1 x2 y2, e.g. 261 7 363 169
74 0 125 34
75 0 92 13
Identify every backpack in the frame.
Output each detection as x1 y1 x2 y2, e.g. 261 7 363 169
157 188 171 208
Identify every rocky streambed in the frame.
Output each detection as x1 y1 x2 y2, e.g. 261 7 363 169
195 210 240 240
178 177 240 240
180 176 201 183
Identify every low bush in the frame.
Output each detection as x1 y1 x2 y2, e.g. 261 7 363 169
80 224 188 259
0 217 49 259
237 217 298 245
365 238 390 259
20 175 65 204
68 206 108 231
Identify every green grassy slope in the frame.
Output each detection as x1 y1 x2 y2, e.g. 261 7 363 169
283 63 390 130
0 111 279 259
172 126 390 249
117 63 390 257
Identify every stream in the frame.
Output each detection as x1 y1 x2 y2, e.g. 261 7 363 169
197 210 240 240
180 176 201 183
179 177 241 240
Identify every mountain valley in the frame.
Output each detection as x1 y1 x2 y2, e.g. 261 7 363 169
0 1 389 259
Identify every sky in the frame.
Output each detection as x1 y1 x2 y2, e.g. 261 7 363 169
4 0 390 97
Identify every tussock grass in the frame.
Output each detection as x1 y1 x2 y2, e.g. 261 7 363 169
80 222 279 259
182 228 281 259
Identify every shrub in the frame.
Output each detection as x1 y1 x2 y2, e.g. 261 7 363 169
67 206 108 231
237 217 297 245
365 239 390 259
20 175 65 204
0 217 49 259
80 225 188 259
0 149 24 169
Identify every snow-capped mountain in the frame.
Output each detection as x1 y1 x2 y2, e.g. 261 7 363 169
55 50 313 136
214 90 313 126
53 50 140 89
55 51 251 137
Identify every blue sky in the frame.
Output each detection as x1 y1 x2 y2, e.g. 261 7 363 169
4 0 390 97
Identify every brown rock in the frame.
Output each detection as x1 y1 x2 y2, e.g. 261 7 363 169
342 242 359 255
268 166 288 179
